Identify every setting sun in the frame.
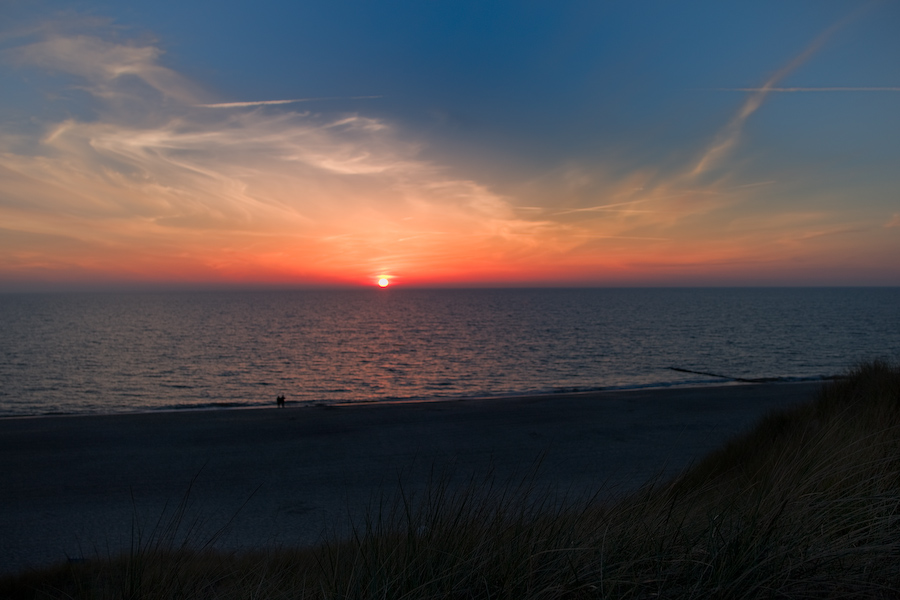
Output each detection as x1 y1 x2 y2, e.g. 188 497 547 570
0 2 897 293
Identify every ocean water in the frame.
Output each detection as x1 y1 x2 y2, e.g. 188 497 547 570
0 287 898 417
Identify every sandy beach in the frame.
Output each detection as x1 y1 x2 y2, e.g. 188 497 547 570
0 381 824 576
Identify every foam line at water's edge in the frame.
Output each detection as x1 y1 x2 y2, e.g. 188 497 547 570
0 373 840 419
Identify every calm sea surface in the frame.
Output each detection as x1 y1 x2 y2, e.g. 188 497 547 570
1 288 898 417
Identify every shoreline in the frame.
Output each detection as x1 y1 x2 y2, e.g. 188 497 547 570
0 380 825 575
0 375 837 420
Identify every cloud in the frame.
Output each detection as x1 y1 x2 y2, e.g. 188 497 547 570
887 214 900 228
196 96 383 108
691 11 861 177
4 33 204 106
0 14 893 287
1 23 562 284
551 199 655 216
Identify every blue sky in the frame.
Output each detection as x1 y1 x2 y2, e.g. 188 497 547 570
1 0 898 289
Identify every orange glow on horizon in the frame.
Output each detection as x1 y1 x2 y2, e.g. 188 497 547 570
0 14 898 292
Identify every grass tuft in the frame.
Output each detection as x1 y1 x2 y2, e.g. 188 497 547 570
3 360 900 598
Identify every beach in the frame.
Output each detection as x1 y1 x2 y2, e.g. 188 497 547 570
0 381 823 576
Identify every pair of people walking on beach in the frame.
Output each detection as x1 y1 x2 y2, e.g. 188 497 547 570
276 394 286 408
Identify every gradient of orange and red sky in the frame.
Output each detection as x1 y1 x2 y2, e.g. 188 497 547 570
1 1 898 290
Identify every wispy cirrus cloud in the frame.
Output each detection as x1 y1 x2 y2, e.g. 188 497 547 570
1 12 895 289
11 18 787 288
0 22 560 285
3 32 205 106
498 6 895 280
196 96 383 108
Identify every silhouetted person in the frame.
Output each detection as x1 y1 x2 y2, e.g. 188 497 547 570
276 394 285 408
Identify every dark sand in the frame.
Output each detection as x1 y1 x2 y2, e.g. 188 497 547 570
0 382 824 575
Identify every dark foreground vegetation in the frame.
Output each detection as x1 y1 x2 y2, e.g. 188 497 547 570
4 361 900 599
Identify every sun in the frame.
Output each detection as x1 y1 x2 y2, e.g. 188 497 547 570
377 277 390 288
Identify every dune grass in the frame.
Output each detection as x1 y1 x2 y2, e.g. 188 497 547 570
3 360 900 599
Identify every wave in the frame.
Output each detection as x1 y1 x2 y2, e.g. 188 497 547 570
0 372 846 419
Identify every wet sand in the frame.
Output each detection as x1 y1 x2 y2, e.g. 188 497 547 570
0 381 823 575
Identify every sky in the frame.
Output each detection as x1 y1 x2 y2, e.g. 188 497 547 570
1 0 898 290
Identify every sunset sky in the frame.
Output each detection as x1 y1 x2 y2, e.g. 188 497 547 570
1 1 898 290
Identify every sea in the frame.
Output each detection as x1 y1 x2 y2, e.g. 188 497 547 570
1 287 898 417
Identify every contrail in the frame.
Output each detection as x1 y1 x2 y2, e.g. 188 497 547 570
196 96 383 108
691 3 875 176
717 87 900 92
